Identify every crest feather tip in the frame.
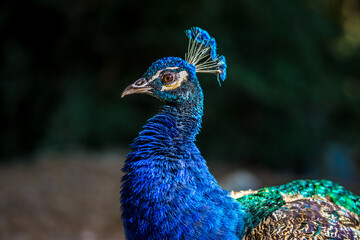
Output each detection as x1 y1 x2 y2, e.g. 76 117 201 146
185 27 226 86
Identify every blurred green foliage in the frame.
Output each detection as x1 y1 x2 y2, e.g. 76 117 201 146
1 0 360 173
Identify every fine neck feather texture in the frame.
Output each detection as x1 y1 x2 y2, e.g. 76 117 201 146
121 85 247 240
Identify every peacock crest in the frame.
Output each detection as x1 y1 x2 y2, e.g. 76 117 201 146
185 27 227 85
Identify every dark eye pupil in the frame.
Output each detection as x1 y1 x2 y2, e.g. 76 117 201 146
164 74 173 83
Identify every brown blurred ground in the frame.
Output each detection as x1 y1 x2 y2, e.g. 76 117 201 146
1 151 359 240
0 152 126 240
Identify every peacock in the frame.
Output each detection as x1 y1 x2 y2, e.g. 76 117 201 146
120 27 360 240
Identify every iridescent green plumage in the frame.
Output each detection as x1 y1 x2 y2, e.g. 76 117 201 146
234 179 360 239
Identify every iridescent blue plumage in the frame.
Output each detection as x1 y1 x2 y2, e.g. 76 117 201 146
217 55 227 82
120 27 360 240
185 27 218 60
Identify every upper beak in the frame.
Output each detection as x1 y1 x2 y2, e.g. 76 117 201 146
121 78 153 98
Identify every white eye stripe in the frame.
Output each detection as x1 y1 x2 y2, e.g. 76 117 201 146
161 70 188 91
177 71 188 82
148 67 180 83
148 70 161 82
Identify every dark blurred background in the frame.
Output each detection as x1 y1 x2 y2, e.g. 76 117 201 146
1 0 360 239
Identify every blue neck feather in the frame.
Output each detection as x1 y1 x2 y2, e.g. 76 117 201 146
121 90 247 239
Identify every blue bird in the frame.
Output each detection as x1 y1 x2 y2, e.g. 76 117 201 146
121 27 360 240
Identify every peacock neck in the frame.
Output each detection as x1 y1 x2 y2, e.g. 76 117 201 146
121 95 247 239
159 96 203 142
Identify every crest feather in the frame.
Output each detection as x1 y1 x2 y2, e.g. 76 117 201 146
185 27 227 85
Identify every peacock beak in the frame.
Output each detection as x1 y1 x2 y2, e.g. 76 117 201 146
121 78 153 98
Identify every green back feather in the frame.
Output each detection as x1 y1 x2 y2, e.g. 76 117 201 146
236 179 360 235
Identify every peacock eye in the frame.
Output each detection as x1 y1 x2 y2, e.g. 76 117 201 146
163 73 174 83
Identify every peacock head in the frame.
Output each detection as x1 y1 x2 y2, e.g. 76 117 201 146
121 27 227 103
121 57 199 102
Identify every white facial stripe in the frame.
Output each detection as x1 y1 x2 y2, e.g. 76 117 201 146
148 67 180 83
149 70 162 82
161 70 188 91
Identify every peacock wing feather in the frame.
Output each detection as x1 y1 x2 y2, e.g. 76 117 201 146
232 179 360 239
243 197 360 239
